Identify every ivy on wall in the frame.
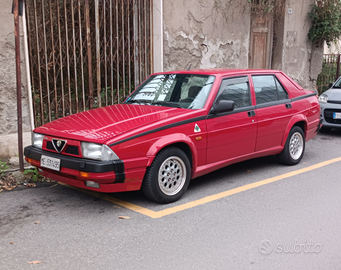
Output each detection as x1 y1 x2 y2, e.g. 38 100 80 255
308 0 341 47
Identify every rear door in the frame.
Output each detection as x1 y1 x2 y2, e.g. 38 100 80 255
252 74 293 152
206 76 257 164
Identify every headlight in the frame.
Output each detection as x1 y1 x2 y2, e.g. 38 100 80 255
319 94 328 104
32 133 44 149
81 142 119 161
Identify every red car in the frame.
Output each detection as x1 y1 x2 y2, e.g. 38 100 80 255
24 69 321 203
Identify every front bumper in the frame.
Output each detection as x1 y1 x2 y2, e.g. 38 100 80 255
24 146 144 192
320 102 341 129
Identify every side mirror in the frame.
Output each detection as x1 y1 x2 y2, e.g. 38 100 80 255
211 100 234 114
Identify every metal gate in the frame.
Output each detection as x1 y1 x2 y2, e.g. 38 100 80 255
25 0 153 127
317 54 341 94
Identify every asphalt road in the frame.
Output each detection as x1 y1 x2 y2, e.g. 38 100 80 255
1 130 341 270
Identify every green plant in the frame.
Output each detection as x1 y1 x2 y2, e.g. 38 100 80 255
24 167 43 182
308 0 341 47
0 161 9 177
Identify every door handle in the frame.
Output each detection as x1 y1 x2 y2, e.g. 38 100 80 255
248 111 256 117
286 103 292 109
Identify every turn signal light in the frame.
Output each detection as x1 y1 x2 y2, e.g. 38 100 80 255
79 171 89 178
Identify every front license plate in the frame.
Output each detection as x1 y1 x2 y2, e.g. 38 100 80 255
333 112 341 119
40 155 60 171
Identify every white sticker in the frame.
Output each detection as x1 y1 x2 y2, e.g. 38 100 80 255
194 124 201 133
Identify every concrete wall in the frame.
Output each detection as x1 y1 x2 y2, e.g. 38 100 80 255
162 0 251 71
272 0 321 91
0 0 32 158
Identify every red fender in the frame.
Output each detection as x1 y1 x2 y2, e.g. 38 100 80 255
146 133 197 174
281 114 307 146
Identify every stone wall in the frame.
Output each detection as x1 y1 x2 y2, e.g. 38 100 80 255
0 0 32 158
162 0 250 71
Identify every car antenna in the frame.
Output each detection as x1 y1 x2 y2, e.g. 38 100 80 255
187 64 191 71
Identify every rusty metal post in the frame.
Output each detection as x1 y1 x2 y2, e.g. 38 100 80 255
14 0 24 172
85 0 93 109
336 54 340 81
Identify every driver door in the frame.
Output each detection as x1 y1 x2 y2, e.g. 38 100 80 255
206 76 257 164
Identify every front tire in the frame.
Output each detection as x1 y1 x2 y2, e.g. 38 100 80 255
278 126 305 165
142 147 191 204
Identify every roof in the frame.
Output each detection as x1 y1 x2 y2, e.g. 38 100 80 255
153 68 282 76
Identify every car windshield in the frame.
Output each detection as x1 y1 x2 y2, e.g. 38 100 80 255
125 74 215 109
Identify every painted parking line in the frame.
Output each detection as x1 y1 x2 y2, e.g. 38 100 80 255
61 157 341 218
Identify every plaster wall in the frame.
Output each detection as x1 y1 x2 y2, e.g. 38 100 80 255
0 0 31 157
279 0 320 91
162 0 250 71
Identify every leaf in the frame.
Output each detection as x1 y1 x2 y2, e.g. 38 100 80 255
28 261 43 264
35 221 40 224
26 183 36 188
3 186 15 191
118 216 131 220
246 170 252 173
10 242 14 245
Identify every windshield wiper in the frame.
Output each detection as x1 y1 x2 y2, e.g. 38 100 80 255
152 101 182 108
125 99 151 105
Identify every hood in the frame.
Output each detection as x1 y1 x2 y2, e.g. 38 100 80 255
34 104 185 144
325 88 341 101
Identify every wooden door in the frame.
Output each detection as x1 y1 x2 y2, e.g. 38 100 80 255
250 15 273 69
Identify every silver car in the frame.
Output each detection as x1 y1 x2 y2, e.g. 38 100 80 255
319 77 341 131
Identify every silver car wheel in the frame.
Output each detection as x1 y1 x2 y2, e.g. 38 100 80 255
158 156 186 196
289 132 304 160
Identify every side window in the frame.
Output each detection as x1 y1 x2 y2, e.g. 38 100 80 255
252 75 288 105
216 76 251 108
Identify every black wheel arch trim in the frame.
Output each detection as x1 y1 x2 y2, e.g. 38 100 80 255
24 146 125 183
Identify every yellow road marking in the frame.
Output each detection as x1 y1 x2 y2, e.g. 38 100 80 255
60 157 341 218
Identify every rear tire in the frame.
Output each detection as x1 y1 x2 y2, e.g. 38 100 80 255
142 147 191 204
278 126 305 165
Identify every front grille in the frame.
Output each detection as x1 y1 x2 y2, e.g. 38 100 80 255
328 100 341 105
324 109 341 124
65 145 80 155
46 141 54 151
45 139 81 156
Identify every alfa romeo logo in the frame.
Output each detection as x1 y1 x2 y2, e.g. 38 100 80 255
52 139 67 153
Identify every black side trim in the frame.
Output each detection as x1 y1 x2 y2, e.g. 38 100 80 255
255 99 291 109
109 116 206 147
207 105 256 119
24 146 125 183
291 92 317 102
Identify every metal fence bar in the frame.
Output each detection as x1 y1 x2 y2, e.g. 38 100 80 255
33 0 44 125
25 0 153 126
84 0 93 109
71 0 79 113
49 0 58 120
56 0 65 117
41 1 51 122
64 0 72 115
104 0 108 106
110 0 114 104
78 0 86 111
116 0 120 103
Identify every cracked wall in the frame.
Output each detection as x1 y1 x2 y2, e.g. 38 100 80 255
273 0 321 91
0 0 31 157
163 0 250 71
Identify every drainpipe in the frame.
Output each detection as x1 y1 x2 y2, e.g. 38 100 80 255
22 2 35 131
13 0 24 172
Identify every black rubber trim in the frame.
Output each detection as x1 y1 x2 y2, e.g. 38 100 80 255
207 105 256 119
291 92 317 102
316 117 323 132
255 99 291 109
109 116 206 147
24 146 125 183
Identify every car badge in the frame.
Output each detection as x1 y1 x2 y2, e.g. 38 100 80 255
52 139 67 153
194 124 201 133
